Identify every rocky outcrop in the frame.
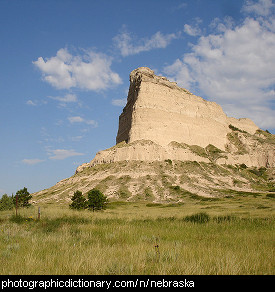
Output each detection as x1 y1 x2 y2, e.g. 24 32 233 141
75 129 274 171
33 67 275 204
116 67 259 150
76 67 273 171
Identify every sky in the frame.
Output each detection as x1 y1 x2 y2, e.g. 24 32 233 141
0 0 274 197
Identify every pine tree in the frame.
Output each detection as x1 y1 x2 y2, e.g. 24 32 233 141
14 187 32 207
0 194 14 211
69 190 87 210
87 189 107 211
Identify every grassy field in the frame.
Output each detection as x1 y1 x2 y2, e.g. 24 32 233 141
0 194 274 275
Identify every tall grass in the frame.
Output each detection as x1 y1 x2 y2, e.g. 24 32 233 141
0 203 274 275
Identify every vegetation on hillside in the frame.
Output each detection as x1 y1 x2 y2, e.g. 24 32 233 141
69 189 108 211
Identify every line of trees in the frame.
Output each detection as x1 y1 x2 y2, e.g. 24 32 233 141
0 187 32 211
70 189 108 211
0 187 107 212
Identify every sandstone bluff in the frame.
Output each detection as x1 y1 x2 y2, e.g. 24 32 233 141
33 67 275 204
79 67 272 170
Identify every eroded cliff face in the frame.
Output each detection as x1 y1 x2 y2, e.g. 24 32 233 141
77 67 274 170
116 67 258 150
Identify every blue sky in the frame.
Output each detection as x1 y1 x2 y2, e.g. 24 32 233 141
0 0 274 197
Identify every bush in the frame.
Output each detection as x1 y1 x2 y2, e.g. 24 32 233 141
69 190 87 210
240 163 247 169
0 194 14 211
69 189 108 212
184 212 210 223
229 124 247 133
87 189 108 211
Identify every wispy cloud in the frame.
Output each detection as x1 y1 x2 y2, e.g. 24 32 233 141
242 0 275 16
33 48 122 91
47 149 84 160
113 28 180 57
163 0 275 129
22 158 45 165
26 100 37 106
26 99 48 106
48 93 78 103
68 116 98 127
183 24 201 36
183 18 202 37
70 135 84 142
171 2 188 11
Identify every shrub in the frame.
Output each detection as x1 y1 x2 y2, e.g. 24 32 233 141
240 163 247 169
87 189 108 211
184 212 210 223
229 124 247 133
69 190 87 210
248 167 267 178
0 194 14 211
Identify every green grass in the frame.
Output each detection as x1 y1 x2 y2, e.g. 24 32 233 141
0 197 274 275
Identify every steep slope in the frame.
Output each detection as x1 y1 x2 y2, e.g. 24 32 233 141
116 67 258 150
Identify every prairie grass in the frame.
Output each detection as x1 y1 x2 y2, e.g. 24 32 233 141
0 197 274 275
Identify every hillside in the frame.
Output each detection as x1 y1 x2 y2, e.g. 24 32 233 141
33 135 275 204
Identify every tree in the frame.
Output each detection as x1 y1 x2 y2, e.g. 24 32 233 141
14 187 32 207
87 189 107 211
69 190 87 210
0 194 14 211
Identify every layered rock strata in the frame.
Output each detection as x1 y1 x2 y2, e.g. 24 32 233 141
116 67 258 150
76 67 274 171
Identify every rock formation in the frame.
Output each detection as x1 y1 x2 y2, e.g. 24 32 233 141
116 67 258 149
77 67 273 171
33 67 275 204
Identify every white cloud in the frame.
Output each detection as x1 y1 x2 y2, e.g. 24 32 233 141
49 93 78 103
111 98 127 107
163 2 275 129
68 116 98 127
22 158 44 165
26 100 37 106
242 0 275 16
70 135 84 142
33 48 122 91
47 149 84 160
183 17 202 36
163 59 194 90
183 24 201 36
68 116 84 123
113 28 180 56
